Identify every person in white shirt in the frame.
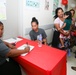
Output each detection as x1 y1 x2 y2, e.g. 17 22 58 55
52 7 69 49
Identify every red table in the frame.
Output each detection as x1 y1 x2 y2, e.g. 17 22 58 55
14 38 67 75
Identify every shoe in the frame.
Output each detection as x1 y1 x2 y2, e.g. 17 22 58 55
71 66 76 71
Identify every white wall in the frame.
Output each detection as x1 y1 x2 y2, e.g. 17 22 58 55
68 0 76 10
2 0 18 39
2 0 76 40
18 0 54 37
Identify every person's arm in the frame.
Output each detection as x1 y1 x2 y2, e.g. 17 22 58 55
43 38 47 45
55 23 66 31
60 23 66 30
54 24 62 32
34 38 47 45
54 23 69 36
42 29 47 45
0 41 30 58
6 47 30 57
4 41 16 49
54 24 60 31
60 19 67 30
29 32 35 41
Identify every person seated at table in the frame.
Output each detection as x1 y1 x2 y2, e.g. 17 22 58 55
29 17 47 45
0 21 30 75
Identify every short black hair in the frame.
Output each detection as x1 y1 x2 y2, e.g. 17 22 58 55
31 17 39 25
54 7 63 19
70 9 75 14
64 11 72 20
0 21 3 26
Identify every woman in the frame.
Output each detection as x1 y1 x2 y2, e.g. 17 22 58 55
0 21 30 75
70 9 76 25
29 17 47 45
69 9 76 46
52 7 68 49
70 9 76 46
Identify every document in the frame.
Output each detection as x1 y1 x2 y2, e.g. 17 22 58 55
0 0 6 20
17 44 34 56
4 38 23 43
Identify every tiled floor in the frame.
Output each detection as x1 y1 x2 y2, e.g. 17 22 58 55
22 47 76 75
67 46 76 75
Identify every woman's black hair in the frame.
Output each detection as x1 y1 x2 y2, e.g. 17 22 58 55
31 17 39 25
0 21 3 26
54 7 63 19
64 11 72 20
70 9 75 14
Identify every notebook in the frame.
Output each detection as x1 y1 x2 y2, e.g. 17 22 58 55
17 44 34 56
4 38 23 43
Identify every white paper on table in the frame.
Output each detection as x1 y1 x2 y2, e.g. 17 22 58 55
4 38 23 43
17 44 34 56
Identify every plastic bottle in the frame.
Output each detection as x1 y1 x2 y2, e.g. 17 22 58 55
37 34 42 47
67 49 71 56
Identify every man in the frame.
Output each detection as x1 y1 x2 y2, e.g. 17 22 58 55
0 21 30 75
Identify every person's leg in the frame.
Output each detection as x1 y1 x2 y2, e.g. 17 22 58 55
60 38 64 48
59 33 65 48
52 31 60 48
0 58 21 75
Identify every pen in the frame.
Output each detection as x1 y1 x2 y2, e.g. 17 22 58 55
26 42 29 47
26 42 30 52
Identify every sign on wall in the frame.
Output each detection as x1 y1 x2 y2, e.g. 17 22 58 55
45 0 49 10
52 0 59 15
26 0 40 9
0 0 6 20
25 0 40 11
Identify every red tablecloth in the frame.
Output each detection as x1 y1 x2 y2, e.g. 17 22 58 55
14 38 67 75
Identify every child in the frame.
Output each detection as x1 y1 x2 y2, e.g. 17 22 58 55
59 11 72 48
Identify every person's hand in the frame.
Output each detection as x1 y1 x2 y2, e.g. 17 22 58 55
66 32 69 36
35 40 38 43
24 46 30 53
62 31 69 36
8 44 16 49
58 28 61 31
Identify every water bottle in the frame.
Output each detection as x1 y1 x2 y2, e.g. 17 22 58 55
37 34 42 47
67 49 71 56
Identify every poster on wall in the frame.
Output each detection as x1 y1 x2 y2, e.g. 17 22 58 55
0 0 6 20
26 0 40 11
52 0 59 15
45 0 49 10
